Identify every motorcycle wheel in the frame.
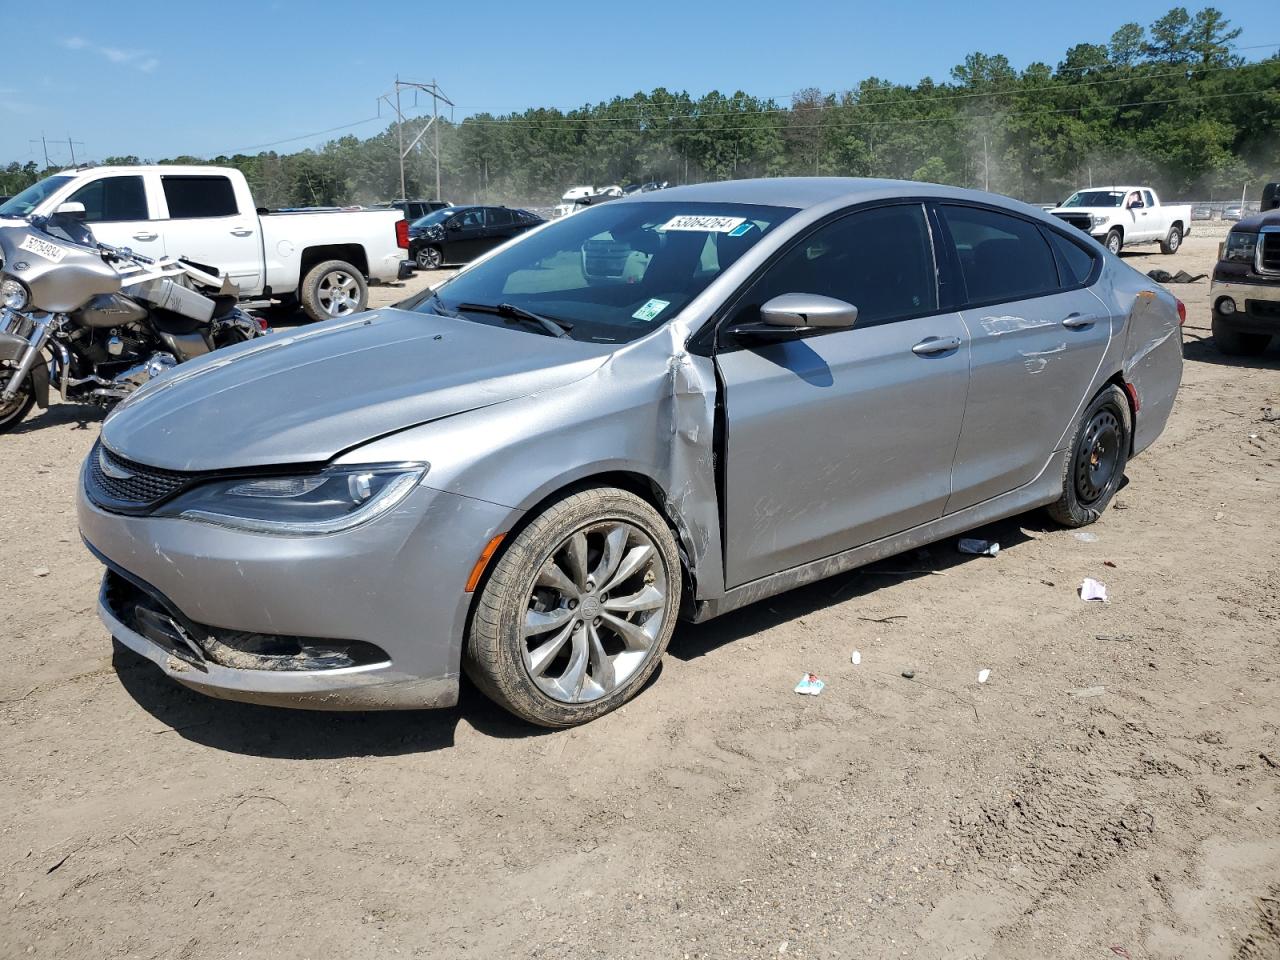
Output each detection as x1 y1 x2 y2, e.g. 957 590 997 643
0 372 35 434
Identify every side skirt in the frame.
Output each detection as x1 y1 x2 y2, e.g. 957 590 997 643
690 449 1066 623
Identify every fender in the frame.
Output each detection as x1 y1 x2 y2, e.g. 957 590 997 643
0 332 50 408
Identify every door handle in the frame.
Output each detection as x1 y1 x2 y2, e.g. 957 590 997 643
1062 314 1099 329
132 231 158 242
911 336 962 356
229 228 253 237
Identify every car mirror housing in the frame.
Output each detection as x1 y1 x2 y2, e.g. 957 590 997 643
55 201 86 218
760 293 859 329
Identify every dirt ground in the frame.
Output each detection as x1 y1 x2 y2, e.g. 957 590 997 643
2 221 1278 960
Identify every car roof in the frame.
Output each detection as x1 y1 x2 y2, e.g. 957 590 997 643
621 176 1050 219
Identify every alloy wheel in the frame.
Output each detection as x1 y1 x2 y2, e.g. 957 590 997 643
1074 408 1121 504
522 520 669 704
316 271 360 317
0 370 32 427
417 247 441 269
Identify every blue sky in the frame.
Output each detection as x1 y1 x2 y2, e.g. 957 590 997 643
0 0 1273 165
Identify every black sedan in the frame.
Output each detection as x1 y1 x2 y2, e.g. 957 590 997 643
409 205 545 269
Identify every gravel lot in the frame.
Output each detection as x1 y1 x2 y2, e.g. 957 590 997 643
2 224 1278 959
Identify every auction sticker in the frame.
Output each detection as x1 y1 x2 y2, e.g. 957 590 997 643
658 215 746 233
19 235 69 263
632 298 670 322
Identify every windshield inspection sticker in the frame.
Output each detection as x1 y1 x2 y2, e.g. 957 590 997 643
632 298 670 322
658 215 746 233
18 234 69 264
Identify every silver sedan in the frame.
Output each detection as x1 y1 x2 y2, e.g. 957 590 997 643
78 178 1184 727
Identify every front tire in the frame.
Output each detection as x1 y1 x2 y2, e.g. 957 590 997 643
1211 316 1270 357
465 486 682 727
1047 384 1131 528
1160 225 1182 255
299 260 368 321
1104 229 1123 256
0 371 35 434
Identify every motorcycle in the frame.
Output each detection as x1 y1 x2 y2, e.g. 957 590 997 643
0 210 267 433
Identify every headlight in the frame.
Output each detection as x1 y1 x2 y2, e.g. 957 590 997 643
1223 231 1258 263
156 463 427 535
1 278 29 311
1091 215 1111 228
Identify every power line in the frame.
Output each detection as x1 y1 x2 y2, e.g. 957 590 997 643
224 115 383 154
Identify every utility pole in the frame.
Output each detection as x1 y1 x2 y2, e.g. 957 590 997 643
982 134 990 192
380 77 454 201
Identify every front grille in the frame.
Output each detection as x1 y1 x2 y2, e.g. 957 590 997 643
87 440 194 514
1052 213 1092 233
1260 233 1280 274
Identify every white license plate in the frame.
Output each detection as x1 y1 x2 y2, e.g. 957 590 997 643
18 235 69 263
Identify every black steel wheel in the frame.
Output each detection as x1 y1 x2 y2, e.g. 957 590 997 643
1047 384 1131 528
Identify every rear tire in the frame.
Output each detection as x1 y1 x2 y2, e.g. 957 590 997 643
1046 384 1131 528
1104 229 1123 255
1159 225 1182 255
464 486 682 728
415 245 442 270
299 260 368 322
1211 316 1270 357
0 372 35 434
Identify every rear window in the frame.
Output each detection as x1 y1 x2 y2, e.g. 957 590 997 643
941 205 1060 304
162 176 238 219
487 208 513 226
1044 229 1097 286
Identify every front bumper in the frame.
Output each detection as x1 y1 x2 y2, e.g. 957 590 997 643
79 474 516 710
1210 278 1280 335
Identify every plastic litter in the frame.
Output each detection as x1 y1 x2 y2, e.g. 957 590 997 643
851 650 861 665
977 668 991 684
1080 578 1109 602
794 673 824 696
901 669 916 679
1074 531 1099 543
958 538 999 557
1069 685 1106 698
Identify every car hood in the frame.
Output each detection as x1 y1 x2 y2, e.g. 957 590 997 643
101 308 612 472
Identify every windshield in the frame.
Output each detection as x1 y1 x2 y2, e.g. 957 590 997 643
1061 190 1124 208
411 209 455 229
419 200 795 343
0 176 74 217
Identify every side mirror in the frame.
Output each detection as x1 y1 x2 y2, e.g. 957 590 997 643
55 201 86 218
727 293 859 342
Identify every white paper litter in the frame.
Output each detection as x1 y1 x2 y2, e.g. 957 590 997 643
977 668 991 684
1074 531 1099 543
851 650 861 665
1080 577 1109 602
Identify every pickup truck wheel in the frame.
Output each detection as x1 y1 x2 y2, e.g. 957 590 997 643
415 246 442 270
0 371 35 434
464 485 682 728
1160 225 1182 255
1211 316 1270 357
1104 229 1123 255
300 260 368 321
1046 384 1131 528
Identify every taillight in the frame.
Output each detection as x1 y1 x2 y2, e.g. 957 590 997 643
395 219 410 250
1175 298 1186 326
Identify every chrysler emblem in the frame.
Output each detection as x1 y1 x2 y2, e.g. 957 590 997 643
98 446 135 481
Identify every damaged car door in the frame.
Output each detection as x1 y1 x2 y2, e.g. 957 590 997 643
935 203 1112 512
715 202 970 587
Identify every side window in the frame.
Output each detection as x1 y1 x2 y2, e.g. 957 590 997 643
487 208 513 227
161 176 238 219
461 209 485 228
941 205 1060 304
1143 190 1156 208
731 203 938 328
1044 228 1097 287
68 176 147 223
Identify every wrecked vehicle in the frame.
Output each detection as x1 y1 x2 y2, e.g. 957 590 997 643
78 178 1184 727
1050 186 1191 256
1210 208 1280 355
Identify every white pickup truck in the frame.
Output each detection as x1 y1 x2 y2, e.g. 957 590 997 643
0 165 411 321
1049 186 1191 256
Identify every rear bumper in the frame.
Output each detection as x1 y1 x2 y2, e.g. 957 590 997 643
397 259 415 281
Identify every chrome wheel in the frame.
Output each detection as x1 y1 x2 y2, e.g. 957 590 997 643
316 270 361 317
0 370 33 431
522 520 669 704
1074 408 1121 504
1106 232 1122 255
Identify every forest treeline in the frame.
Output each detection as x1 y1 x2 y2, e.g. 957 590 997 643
3 6 1276 207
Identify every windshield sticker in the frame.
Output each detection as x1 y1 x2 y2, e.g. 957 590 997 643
658 215 746 233
18 234 69 264
632 298 670 322
727 222 756 237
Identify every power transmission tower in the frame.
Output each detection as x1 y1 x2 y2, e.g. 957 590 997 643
29 134 85 170
380 77 453 201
